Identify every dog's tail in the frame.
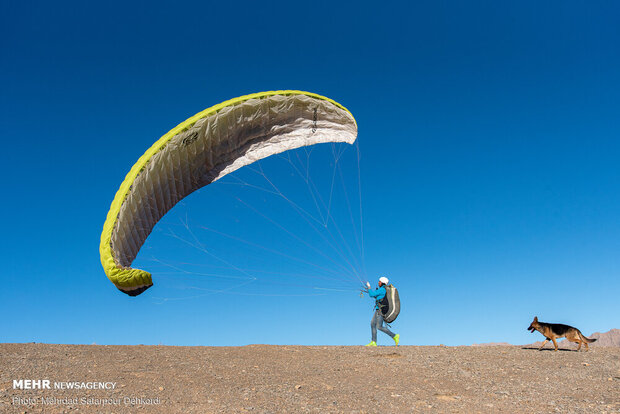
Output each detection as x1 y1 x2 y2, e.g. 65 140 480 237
579 331 597 343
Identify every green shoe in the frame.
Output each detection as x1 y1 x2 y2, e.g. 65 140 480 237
393 334 400 346
365 341 377 347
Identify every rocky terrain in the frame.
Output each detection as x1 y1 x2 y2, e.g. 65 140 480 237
1 343 619 413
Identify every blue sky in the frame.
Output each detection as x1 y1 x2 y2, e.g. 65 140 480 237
1 1 619 346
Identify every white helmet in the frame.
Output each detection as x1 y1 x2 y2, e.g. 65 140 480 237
379 276 389 285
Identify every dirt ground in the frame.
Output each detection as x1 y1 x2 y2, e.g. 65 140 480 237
1 343 619 413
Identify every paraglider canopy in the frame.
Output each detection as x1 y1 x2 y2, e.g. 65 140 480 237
100 90 358 296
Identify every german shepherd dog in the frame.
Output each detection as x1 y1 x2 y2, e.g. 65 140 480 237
527 316 597 351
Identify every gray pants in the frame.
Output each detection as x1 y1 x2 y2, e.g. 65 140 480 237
371 309 395 342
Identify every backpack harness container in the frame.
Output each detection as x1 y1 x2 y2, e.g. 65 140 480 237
378 284 400 323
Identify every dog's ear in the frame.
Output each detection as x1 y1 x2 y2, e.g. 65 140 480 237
534 316 538 322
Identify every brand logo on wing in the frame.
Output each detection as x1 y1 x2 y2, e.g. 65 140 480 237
182 131 199 146
312 108 318 133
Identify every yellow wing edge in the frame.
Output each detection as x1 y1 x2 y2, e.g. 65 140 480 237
99 90 357 295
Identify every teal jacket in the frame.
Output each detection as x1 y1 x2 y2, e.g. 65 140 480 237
368 285 386 310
